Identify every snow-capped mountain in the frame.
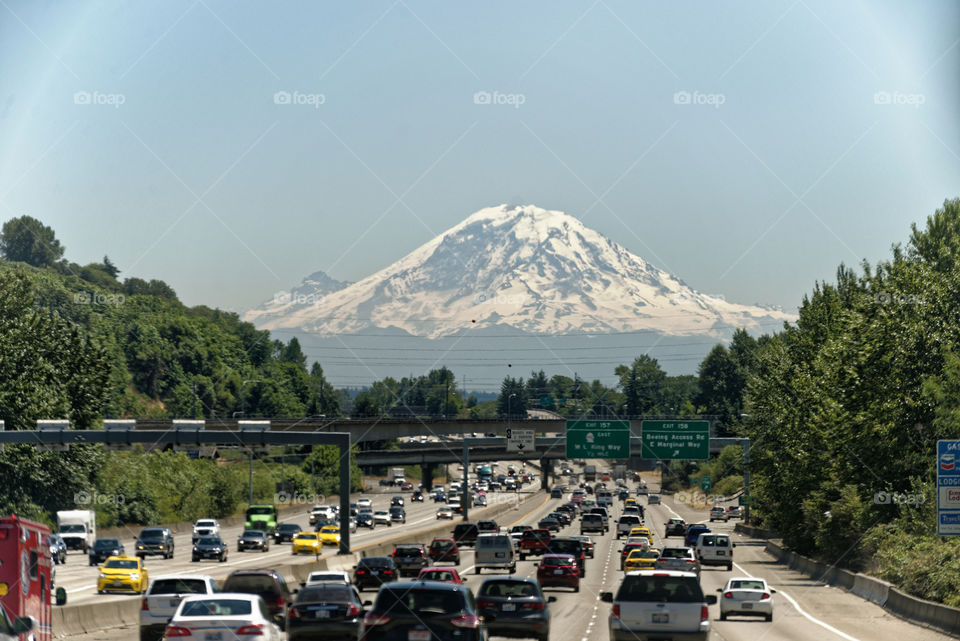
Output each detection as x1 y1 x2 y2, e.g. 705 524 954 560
244 204 794 339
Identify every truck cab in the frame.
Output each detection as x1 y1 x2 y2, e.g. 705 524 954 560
56 510 96 553
0 515 51 640
244 505 278 535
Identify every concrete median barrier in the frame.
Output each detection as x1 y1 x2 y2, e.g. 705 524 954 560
852 572 890 606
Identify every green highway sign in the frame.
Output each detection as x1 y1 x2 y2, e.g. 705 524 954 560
565 420 630 459
701 476 712 491
739 495 754 506
640 420 710 460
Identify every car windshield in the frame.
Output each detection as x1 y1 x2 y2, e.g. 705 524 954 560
242 531 264 538
279 524 299 532
297 533 318 540
95 539 120 548
104 559 138 569
59 525 85 533
730 580 766 590
431 540 453 550
375 588 463 615
181 599 252 617
247 507 274 516
618 576 704 602
297 585 353 603
140 529 165 539
196 521 216 527
151 578 209 595
541 555 573 567
660 548 689 558
359 558 392 568
480 581 538 597
197 537 221 545
422 570 455 581
223 575 278 596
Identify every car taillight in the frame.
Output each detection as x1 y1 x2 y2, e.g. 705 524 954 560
164 625 192 637
346 604 361 617
356 569 367 575
451 614 480 629
724 591 733 598
383 569 394 574
477 600 495 609
611 604 620 618
700 606 709 621
236 623 264 635
141 598 149 611
288 607 300 619
521 601 545 611
364 612 391 626
685 559 697 564
762 592 770 599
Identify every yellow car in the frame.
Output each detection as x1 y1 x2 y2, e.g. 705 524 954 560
624 498 638 508
97 555 148 594
318 525 341 546
291 532 322 555
623 548 660 572
629 526 654 544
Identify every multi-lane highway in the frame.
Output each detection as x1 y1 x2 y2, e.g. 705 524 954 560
63 470 953 641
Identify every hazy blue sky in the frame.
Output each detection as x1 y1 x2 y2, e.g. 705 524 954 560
2 1 958 315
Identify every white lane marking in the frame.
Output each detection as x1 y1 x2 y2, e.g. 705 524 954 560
732 561 862 641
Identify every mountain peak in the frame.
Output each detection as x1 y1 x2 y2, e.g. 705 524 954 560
243 204 795 338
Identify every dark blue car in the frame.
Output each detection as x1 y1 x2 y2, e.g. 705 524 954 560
685 524 711 547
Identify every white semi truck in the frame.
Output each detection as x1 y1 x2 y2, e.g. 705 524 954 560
57 510 97 553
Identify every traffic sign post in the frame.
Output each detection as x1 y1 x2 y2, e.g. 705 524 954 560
937 440 960 535
640 420 710 460
506 428 535 453
738 495 754 506
565 420 630 459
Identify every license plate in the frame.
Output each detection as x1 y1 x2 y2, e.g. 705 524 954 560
502 603 516 611
554 569 563 575
113 581 124 587
409 630 430 641
718 551 725 555
318 610 331 618
495 552 505 558
743 602 753 609
371 570 379 575
205 634 222 641
652 613 669 623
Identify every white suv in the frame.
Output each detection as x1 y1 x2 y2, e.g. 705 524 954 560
602 570 716 641
140 574 218 641
191 519 220 543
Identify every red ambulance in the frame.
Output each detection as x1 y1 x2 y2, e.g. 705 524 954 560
0 515 51 640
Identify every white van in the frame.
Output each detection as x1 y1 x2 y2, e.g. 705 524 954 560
474 533 516 574
696 533 736 570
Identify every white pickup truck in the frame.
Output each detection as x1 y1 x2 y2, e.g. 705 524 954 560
191 519 221 543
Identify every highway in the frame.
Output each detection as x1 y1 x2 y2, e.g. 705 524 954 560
62 471 954 641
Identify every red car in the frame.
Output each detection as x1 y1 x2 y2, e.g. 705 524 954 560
537 554 580 592
519 529 551 560
417 567 465 584
400 481 414 490
428 538 460 565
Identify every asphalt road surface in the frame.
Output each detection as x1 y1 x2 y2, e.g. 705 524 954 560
63 476 953 641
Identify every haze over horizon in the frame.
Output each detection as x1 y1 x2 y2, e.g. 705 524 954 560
1 1 958 318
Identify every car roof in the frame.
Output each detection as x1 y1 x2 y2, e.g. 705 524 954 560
381 580 470 592
478 576 538 585
624 569 697 577
179 592 261 603
151 573 216 582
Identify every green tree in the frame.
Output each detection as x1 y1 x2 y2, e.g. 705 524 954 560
616 355 667 415
497 377 527 417
0 215 64 267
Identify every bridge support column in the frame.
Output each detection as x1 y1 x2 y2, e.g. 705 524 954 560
540 458 552 490
421 463 435 491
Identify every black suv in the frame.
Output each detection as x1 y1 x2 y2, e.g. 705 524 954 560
354 556 398 590
135 528 174 559
391 544 429 577
222 569 293 629
452 523 479 547
362 580 486 641
89 538 124 565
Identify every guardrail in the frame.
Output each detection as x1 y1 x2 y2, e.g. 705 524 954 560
735 523 960 636
53 489 548 637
